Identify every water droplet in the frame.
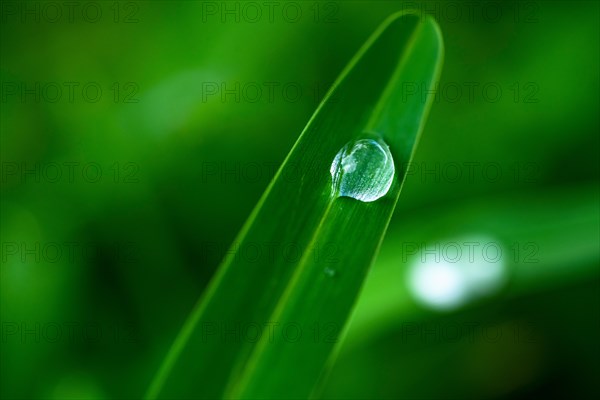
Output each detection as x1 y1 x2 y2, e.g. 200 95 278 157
330 136 394 202
324 267 336 277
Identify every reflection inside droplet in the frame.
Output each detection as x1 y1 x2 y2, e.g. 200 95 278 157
324 267 336 278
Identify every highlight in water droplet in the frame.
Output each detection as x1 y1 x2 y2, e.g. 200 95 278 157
324 267 336 277
330 136 395 202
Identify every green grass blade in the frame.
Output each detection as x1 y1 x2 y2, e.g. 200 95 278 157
146 12 443 399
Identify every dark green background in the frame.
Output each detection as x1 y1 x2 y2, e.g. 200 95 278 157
1 1 598 398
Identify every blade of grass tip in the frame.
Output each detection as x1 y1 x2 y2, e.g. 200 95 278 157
229 13 444 400
146 11 443 400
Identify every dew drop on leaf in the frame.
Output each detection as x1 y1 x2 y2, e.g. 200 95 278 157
330 136 395 202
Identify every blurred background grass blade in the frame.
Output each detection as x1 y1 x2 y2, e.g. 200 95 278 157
344 184 600 348
146 12 443 400
319 186 600 399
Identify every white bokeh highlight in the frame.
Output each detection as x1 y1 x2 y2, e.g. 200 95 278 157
407 235 507 311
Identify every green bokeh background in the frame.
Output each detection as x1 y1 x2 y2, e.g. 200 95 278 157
1 1 598 399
